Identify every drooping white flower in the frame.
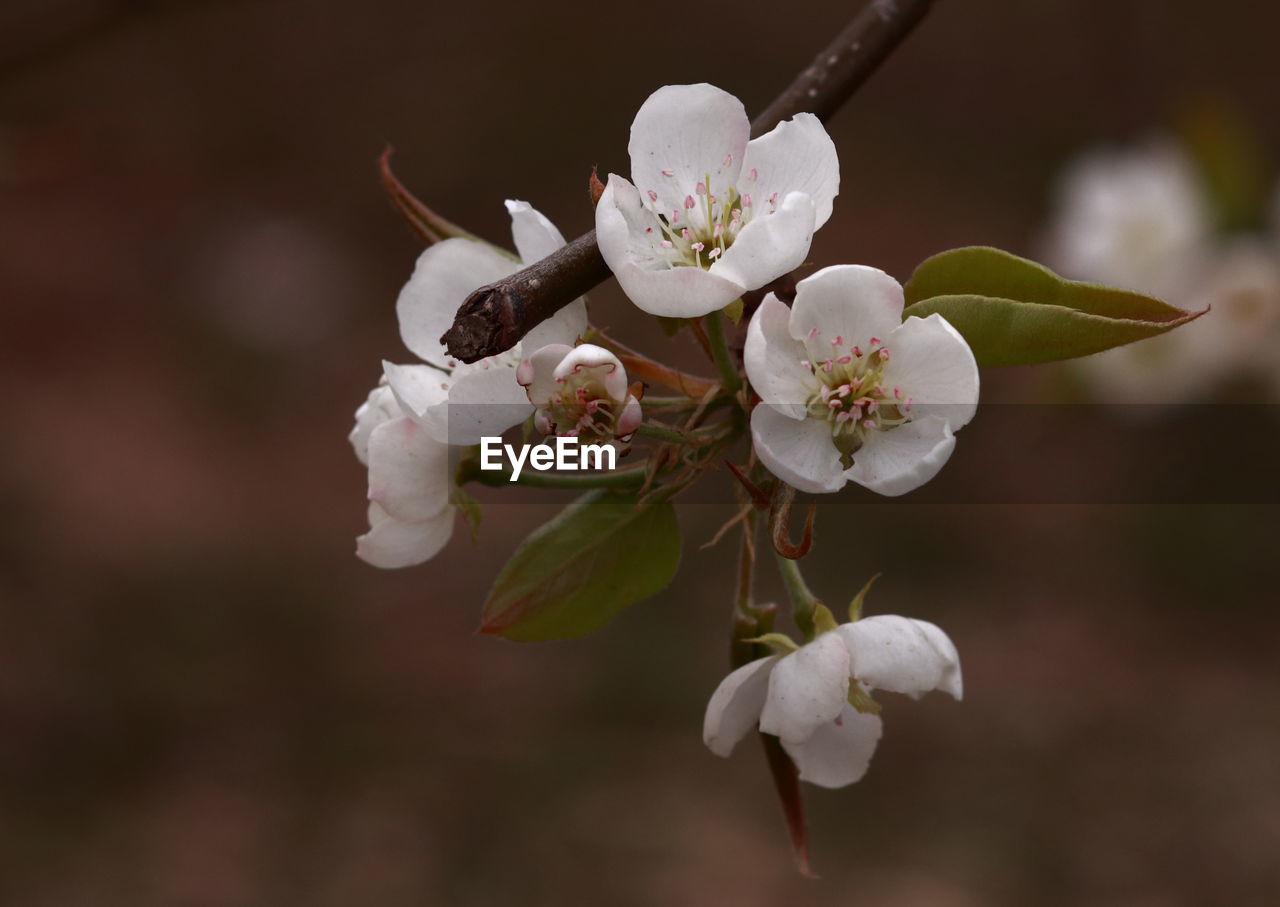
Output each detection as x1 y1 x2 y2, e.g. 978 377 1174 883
595 83 839 318
384 200 589 445
1041 138 1212 296
744 265 979 496
703 615 961 789
516 343 643 440
349 385 455 568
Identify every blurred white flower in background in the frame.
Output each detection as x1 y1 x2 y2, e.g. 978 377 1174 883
1041 138 1280 405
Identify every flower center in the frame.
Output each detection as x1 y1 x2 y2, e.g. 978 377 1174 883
803 335 913 467
543 368 625 440
641 161 779 270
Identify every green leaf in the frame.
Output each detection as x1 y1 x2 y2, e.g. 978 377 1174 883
902 246 1205 367
478 489 680 641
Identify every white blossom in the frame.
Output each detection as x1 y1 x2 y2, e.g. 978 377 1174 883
1042 138 1212 296
595 83 839 318
1077 239 1280 404
516 343 642 440
349 385 455 569
703 615 961 789
744 265 979 496
384 200 588 445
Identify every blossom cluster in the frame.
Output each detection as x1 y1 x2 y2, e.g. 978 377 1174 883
1042 138 1280 404
349 83 980 800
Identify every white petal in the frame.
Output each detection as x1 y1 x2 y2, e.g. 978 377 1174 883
396 238 518 368
596 176 745 317
744 294 814 418
504 198 566 265
845 414 956 497
751 404 846 494
838 616 962 700
881 314 980 429
349 384 401 466
759 632 851 745
441 363 533 445
782 704 882 789
788 265 904 354
522 297 589 354
357 502 454 569
383 361 449 420
741 113 840 229
516 343 572 405
554 343 629 400
702 656 779 757
711 191 816 292
628 83 749 220
366 417 451 521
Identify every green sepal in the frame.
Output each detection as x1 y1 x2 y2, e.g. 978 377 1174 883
848 572 881 623
478 489 680 641
902 246 1205 366
811 603 839 637
722 298 744 325
656 316 685 337
742 632 800 655
449 484 483 542
848 683 882 715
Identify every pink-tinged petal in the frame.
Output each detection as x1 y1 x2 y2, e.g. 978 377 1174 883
703 655 779 758
396 238 518 368
629 83 749 220
441 363 533 445
357 502 454 569
504 198 566 265
711 191 815 292
366 417 451 522
554 343 629 400
781 704 882 789
882 314 980 429
838 616 963 700
744 294 813 418
616 396 643 438
788 265 904 353
522 297 589 354
349 384 402 466
516 343 573 404
759 632 851 745
741 113 840 229
751 404 846 494
845 414 956 497
596 176 745 316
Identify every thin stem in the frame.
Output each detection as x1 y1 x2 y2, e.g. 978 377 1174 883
775 552 820 641
704 310 743 395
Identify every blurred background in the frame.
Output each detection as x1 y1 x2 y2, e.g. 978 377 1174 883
2 0 1279 904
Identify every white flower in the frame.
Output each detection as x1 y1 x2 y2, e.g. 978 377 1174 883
1041 138 1212 296
516 343 643 440
595 83 839 318
349 385 455 569
1074 239 1280 405
744 265 979 496
384 200 589 445
703 615 961 789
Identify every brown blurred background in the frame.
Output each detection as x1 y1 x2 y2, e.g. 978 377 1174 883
2 0 1279 904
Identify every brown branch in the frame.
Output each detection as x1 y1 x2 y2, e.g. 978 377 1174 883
441 0 938 363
